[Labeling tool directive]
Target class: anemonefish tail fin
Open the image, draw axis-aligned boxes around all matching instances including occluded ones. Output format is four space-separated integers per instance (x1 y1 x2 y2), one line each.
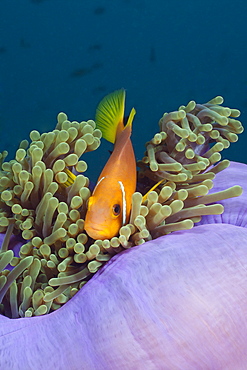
95 89 126 144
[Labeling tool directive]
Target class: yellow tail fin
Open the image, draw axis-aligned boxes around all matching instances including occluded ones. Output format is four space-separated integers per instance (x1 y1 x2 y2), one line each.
95 89 126 144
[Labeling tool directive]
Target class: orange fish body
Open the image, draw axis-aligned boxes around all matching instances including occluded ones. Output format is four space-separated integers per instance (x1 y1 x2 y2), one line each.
84 90 136 240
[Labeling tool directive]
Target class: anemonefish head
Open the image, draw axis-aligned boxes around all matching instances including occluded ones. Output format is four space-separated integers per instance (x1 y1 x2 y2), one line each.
84 176 127 240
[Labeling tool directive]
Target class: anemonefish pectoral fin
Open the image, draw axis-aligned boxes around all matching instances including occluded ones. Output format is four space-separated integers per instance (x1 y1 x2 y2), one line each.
142 179 166 202
95 89 135 144
59 167 76 188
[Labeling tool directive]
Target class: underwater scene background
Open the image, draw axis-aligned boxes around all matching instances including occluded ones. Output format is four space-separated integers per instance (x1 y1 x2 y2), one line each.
0 0 246 180
1 2 247 367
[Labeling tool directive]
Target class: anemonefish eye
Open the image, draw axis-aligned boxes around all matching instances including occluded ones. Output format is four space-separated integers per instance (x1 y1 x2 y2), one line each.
112 204 121 216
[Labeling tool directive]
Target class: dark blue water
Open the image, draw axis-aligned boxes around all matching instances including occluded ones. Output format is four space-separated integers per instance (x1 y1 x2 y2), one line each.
0 0 246 182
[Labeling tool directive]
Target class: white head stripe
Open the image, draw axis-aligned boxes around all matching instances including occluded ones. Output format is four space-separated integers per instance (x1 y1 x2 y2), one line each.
118 181 126 225
92 176 106 194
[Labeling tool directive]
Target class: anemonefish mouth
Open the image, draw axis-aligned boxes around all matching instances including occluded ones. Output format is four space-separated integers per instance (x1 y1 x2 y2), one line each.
85 224 110 240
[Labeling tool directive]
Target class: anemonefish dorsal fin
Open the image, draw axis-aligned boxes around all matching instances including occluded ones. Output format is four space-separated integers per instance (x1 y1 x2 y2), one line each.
95 89 126 144
125 107 136 130
142 179 166 202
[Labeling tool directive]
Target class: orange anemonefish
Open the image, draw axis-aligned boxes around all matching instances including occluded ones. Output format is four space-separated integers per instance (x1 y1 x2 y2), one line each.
84 89 137 240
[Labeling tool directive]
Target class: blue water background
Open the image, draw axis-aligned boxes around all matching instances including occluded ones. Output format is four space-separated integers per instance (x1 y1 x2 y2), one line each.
0 0 246 182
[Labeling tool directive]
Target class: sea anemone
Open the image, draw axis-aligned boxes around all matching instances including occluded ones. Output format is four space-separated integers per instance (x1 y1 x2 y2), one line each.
0 95 244 319
0 161 247 369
